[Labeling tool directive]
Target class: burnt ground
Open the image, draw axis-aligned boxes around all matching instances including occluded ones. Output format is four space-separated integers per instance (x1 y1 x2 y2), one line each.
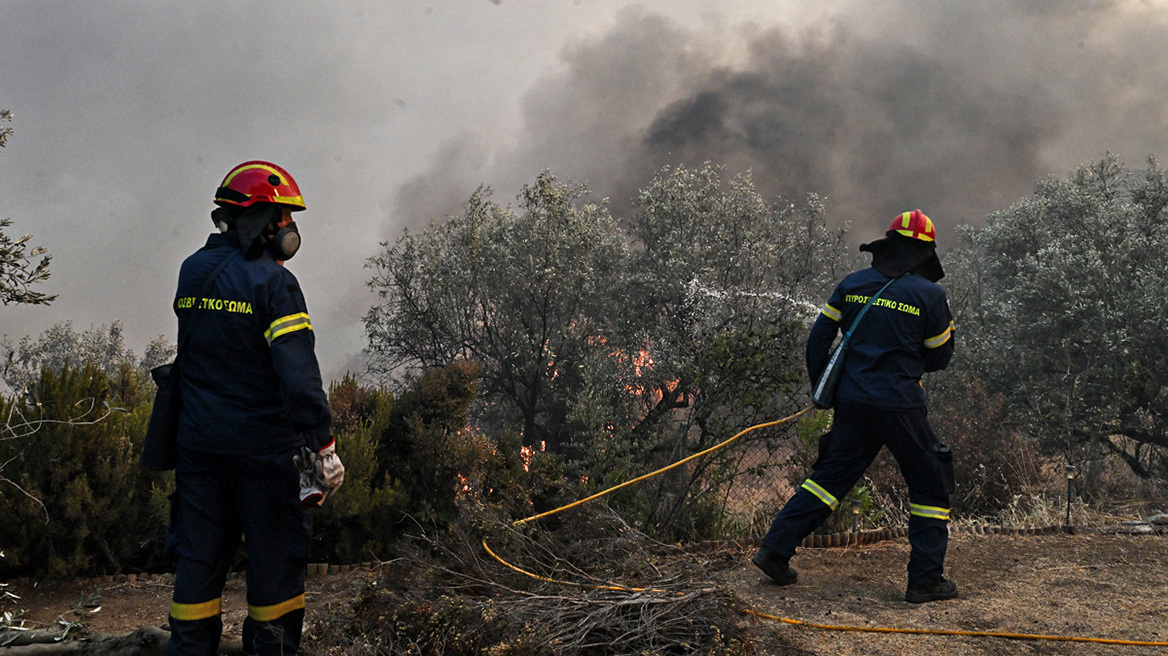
4 532 1168 655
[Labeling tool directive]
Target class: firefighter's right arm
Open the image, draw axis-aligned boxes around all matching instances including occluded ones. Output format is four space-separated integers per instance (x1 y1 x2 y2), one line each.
806 306 841 383
921 295 955 372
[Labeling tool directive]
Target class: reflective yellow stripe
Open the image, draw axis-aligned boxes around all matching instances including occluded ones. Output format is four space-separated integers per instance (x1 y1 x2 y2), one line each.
801 479 839 510
170 597 222 621
221 164 303 208
910 503 951 520
248 594 305 622
821 304 842 322
925 321 954 349
223 163 285 186
265 312 312 344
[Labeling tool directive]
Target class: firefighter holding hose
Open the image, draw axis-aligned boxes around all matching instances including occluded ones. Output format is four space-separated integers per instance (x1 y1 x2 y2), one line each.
753 210 957 604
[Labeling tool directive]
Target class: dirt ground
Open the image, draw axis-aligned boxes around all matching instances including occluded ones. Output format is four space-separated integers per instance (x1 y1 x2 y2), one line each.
736 531 1168 655
0 568 375 650
3 532 1167 655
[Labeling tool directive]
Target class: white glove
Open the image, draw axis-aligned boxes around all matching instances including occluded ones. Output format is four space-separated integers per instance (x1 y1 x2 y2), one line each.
294 440 345 508
295 459 325 508
313 441 345 489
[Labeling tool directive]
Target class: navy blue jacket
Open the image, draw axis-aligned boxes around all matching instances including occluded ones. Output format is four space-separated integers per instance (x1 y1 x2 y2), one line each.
173 233 332 454
807 267 954 408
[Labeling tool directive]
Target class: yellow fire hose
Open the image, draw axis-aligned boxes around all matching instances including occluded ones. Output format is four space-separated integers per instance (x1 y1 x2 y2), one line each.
513 407 813 527
482 407 1168 648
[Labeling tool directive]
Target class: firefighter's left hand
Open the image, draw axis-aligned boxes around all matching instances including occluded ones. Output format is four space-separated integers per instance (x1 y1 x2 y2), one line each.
313 440 345 490
294 440 345 508
295 459 325 508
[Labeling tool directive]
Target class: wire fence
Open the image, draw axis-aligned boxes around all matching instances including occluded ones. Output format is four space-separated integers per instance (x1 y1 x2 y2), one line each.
576 410 836 542
700 435 801 539
646 413 909 542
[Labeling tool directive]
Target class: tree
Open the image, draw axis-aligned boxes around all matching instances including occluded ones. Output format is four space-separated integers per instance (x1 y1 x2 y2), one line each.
956 153 1168 480
620 164 844 449
602 164 845 532
2 321 171 396
0 110 55 307
365 164 847 536
365 171 627 452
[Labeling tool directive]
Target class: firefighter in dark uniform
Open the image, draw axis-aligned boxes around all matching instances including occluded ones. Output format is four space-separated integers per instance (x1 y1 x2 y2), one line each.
166 161 344 655
753 210 958 604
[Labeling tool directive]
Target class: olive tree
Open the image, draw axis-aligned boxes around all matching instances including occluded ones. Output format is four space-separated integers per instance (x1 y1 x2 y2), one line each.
602 164 844 531
958 153 1168 480
365 164 846 536
366 165 844 449
620 164 844 445
0 110 54 307
365 171 627 452
3 321 172 394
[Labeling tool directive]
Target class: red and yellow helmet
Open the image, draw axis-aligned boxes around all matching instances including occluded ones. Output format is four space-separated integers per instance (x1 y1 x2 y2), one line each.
214 161 305 211
887 209 935 242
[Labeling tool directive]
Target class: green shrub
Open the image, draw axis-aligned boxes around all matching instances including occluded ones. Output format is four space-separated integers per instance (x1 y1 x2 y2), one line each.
311 363 564 562
376 360 482 529
0 363 168 577
311 374 397 564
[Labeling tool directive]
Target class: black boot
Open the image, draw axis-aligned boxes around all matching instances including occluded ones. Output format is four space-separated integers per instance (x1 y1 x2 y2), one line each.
752 546 798 585
905 577 958 603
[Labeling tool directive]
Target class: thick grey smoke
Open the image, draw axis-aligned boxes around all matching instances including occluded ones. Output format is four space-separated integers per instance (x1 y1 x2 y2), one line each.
396 1 1168 242
5 1 1168 380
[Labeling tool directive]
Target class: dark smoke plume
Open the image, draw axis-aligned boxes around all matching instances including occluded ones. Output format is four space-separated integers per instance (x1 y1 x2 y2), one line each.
395 1 1168 241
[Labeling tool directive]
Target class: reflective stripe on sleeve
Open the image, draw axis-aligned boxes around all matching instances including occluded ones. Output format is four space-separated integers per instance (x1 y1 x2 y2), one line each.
801 479 840 510
821 304 842 322
909 503 951 521
924 321 954 349
170 597 222 621
248 594 306 622
265 312 312 344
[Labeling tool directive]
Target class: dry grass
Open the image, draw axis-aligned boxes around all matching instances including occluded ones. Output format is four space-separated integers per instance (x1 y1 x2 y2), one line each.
7 492 1168 655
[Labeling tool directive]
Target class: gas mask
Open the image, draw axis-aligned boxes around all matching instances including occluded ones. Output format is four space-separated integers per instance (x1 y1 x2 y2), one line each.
265 221 301 261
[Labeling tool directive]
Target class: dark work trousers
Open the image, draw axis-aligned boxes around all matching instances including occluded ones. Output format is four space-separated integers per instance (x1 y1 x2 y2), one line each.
167 447 312 656
762 402 955 585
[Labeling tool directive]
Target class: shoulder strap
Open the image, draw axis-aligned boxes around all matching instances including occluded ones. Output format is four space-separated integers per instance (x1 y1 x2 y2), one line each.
842 275 898 340
175 251 234 359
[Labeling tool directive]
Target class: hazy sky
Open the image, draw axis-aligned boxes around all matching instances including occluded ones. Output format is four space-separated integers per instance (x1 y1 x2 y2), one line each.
4 0 1168 382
